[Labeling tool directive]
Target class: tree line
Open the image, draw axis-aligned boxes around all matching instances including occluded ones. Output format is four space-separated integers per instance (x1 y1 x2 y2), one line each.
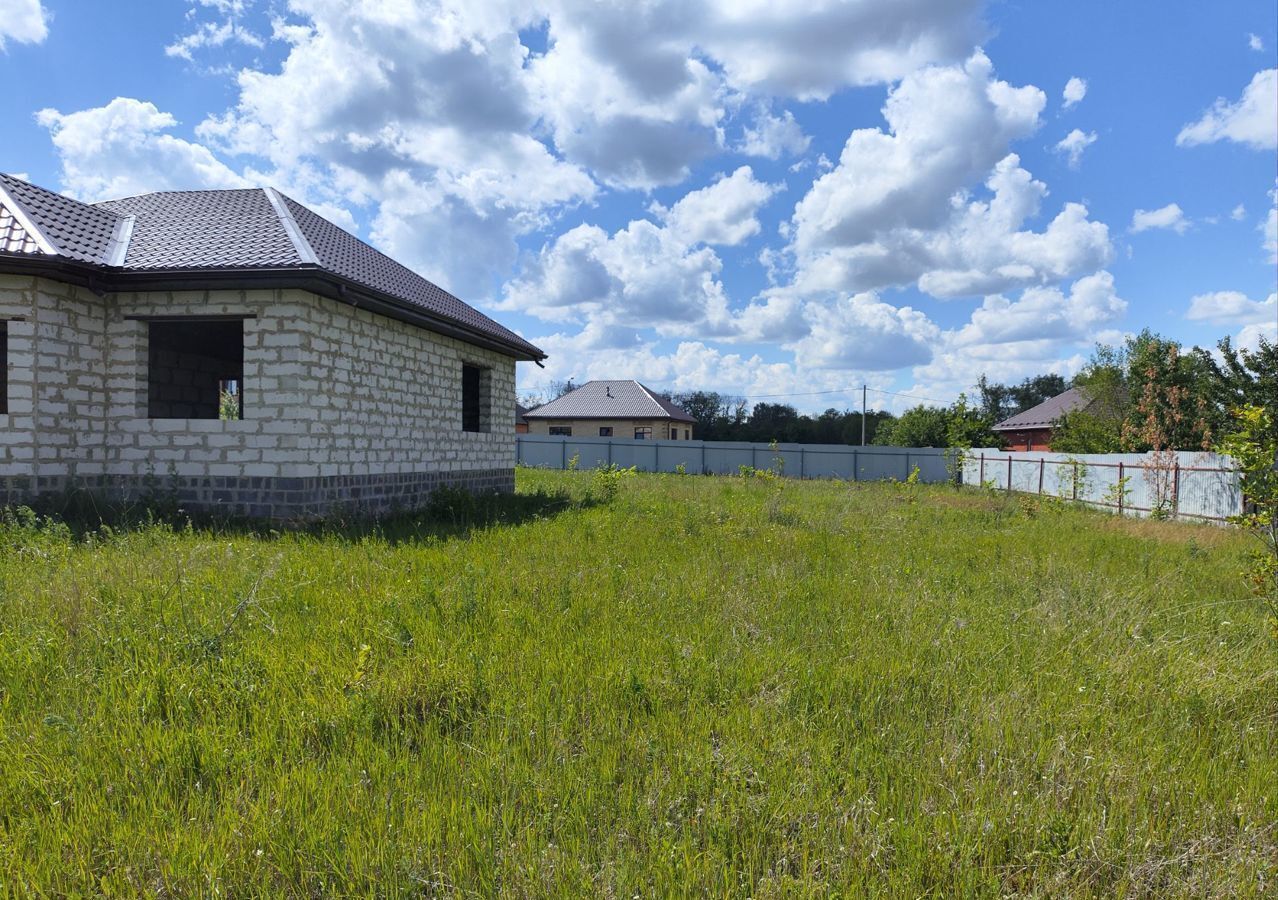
524 331 1275 451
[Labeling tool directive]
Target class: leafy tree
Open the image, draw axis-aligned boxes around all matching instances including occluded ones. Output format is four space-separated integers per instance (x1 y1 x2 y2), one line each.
1051 410 1123 453
1120 330 1217 452
1009 373 1069 414
946 393 999 448
1202 335 1278 443
874 405 951 447
747 402 802 443
670 390 748 441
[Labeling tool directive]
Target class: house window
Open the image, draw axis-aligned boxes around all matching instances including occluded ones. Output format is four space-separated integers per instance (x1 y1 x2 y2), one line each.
684 429 690 440
634 427 652 440
0 320 7 416
549 425 572 436
599 426 613 437
148 319 244 419
461 363 491 433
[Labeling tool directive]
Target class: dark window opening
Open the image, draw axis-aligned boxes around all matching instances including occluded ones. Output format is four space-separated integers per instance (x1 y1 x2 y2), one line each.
685 429 690 440
461 363 491 433
549 425 572 436
0 320 8 415
599 426 613 437
634 427 652 440
148 319 244 419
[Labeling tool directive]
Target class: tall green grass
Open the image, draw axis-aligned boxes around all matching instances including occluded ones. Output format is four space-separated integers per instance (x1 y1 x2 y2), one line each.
0 471 1273 896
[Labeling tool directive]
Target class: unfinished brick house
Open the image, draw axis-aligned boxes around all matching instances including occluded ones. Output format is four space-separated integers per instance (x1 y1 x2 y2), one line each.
0 173 545 518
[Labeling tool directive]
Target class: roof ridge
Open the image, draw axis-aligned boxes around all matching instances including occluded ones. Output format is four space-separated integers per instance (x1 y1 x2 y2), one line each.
264 188 319 265
634 381 669 416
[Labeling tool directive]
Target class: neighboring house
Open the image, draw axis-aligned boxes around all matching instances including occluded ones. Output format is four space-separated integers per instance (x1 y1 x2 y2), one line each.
515 403 530 434
0 173 544 519
522 380 695 440
992 387 1092 450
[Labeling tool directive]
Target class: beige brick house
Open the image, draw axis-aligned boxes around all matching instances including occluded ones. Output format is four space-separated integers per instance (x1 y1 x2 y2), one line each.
523 380 695 440
0 173 544 519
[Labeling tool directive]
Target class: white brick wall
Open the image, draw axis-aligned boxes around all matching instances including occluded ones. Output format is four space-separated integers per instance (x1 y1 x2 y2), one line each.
0 275 517 483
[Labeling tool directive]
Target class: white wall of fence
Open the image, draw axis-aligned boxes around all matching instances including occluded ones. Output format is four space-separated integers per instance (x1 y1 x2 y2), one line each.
962 449 1241 523
516 435 954 482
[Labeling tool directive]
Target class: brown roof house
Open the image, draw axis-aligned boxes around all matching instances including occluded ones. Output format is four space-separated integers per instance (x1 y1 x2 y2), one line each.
523 380 695 440
0 173 544 519
992 387 1093 451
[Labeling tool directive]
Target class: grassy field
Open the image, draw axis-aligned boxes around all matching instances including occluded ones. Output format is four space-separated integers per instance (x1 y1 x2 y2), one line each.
0 469 1274 896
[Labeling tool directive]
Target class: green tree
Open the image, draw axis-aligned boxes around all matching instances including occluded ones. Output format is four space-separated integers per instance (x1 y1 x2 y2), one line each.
1121 330 1218 452
875 405 951 447
1202 335 1278 443
945 393 998 448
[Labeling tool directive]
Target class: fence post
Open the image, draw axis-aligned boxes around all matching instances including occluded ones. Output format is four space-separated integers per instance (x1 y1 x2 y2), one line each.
1072 461 1078 502
853 449 860 482
752 446 759 471
799 447 805 479
1006 455 1013 492
1038 458 1045 495
1117 461 1125 515
979 453 985 485
904 451 911 480
1172 461 1180 520
607 440 612 466
701 442 706 475
561 439 567 469
516 437 522 465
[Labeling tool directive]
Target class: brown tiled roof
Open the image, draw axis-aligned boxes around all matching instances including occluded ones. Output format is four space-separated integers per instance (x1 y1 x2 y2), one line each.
524 380 696 422
992 387 1092 431
0 173 123 263
97 189 301 270
0 173 543 360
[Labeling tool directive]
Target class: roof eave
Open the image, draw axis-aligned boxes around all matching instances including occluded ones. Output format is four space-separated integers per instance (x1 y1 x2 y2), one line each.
0 253 546 362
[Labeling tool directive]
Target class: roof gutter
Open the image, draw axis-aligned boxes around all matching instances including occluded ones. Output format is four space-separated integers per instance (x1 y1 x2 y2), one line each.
0 253 546 362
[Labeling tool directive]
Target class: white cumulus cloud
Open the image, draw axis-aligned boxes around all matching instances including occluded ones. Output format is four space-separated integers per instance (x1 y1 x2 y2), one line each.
35 98 249 200
1186 290 1277 324
1130 203 1188 234
1062 76 1087 108
1177 68 1278 150
1248 33 1264 51
0 0 48 49
1054 128 1097 168
789 292 940 370
737 106 811 159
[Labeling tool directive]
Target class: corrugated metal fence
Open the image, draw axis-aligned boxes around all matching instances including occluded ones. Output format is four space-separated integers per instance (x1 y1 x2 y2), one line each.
961 449 1241 522
516 435 954 482
517 436 1245 524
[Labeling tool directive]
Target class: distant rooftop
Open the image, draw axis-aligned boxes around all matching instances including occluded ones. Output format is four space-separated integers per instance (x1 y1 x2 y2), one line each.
0 173 543 361
524 380 695 422
992 387 1092 431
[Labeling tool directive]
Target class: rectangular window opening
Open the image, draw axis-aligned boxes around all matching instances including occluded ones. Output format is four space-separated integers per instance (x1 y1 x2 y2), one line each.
598 426 613 437
549 425 572 436
461 363 492 433
148 319 244 420
634 426 652 440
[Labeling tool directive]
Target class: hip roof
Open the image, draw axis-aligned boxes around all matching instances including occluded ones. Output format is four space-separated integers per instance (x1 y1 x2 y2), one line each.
0 173 543 361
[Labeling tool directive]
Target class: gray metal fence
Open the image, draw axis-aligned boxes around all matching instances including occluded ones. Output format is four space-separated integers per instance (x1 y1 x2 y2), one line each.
961 449 1241 522
516 434 954 482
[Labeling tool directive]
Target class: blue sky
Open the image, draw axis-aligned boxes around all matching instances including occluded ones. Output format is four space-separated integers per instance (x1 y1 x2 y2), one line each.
2 0 1274 412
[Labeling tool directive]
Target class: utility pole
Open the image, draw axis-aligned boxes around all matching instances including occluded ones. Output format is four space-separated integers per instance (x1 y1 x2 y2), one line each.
861 384 867 446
